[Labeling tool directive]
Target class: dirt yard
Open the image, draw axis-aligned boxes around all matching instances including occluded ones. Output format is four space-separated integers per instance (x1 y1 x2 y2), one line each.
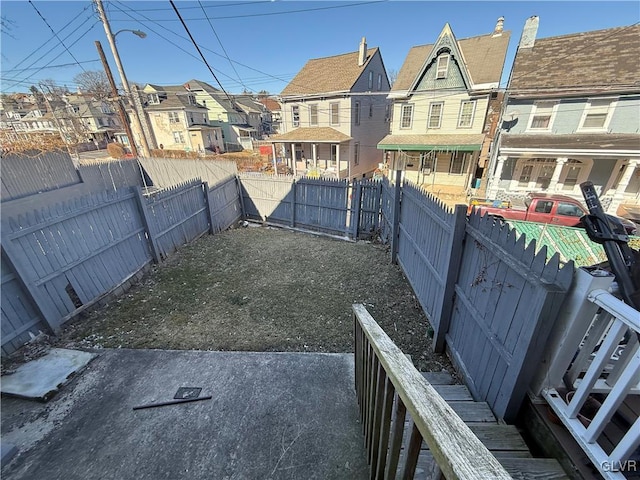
55 225 454 373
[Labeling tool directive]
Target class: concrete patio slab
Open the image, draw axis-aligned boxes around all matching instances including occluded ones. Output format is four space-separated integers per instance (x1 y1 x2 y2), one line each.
1 349 369 480
0 348 95 401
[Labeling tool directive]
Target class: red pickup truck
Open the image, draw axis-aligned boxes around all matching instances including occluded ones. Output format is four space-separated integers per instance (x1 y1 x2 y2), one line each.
471 193 637 235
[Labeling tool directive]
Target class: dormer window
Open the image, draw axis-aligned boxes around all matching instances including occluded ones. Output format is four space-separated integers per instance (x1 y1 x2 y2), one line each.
100 103 112 114
436 55 449 79
579 98 616 130
147 93 160 105
528 101 559 131
187 95 196 106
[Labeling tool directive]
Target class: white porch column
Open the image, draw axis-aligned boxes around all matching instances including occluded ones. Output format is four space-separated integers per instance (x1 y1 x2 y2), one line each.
335 143 341 179
271 143 277 176
290 142 297 176
312 143 317 169
608 159 639 214
487 155 507 199
548 157 568 191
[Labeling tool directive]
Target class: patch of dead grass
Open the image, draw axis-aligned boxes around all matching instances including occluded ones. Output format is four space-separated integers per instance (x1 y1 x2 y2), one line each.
57 226 454 373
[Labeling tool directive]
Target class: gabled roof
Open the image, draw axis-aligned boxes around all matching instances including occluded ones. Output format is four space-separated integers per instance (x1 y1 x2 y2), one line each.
509 24 640 95
281 47 381 96
184 79 221 94
259 98 281 112
233 95 264 114
393 29 511 92
142 84 208 111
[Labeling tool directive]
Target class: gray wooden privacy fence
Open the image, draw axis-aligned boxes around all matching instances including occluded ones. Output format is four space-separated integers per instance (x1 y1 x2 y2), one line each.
0 176 242 356
1 150 82 201
381 175 575 421
77 159 151 191
238 174 383 239
139 157 238 189
447 213 573 421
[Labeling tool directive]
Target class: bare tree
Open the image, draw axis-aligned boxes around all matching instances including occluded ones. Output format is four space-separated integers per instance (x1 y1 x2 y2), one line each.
73 70 110 99
387 69 398 87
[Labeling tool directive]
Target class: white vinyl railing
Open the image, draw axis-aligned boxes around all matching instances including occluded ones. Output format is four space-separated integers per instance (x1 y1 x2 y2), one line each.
543 289 640 479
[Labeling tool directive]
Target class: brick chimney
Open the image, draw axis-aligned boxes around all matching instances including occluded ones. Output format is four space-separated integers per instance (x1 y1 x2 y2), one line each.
358 37 367 66
493 16 504 36
520 16 539 49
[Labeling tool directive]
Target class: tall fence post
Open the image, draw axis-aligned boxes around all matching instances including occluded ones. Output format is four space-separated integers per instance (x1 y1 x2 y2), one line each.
433 204 467 353
351 181 362 240
291 179 296 227
235 175 246 221
134 186 161 263
0 244 61 333
202 181 215 235
390 170 402 264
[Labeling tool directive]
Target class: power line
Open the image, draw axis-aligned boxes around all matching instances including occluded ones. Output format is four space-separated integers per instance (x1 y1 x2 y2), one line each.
120 1 271 12
3 59 102 75
109 1 387 22
111 0 294 92
28 0 87 74
169 0 235 105
197 0 249 92
3 20 100 90
9 2 94 71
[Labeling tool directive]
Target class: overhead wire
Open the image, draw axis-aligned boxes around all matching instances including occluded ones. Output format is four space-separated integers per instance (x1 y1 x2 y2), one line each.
9 2 94 71
28 0 87 73
197 0 249 92
169 0 235 105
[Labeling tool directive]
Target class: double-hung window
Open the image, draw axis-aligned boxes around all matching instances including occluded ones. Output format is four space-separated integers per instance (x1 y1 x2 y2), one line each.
168 112 180 123
528 101 557 130
309 104 318 126
436 55 449 79
330 103 339 125
579 98 615 130
354 101 360 125
400 104 413 129
354 143 360 166
428 102 444 128
173 131 185 143
457 101 476 128
292 105 300 127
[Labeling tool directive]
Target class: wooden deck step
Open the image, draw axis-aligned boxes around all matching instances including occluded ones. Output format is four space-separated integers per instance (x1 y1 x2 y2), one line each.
412 452 570 479
421 371 456 385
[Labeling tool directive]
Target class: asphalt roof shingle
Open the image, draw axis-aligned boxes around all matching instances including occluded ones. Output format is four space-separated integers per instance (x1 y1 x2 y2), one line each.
392 31 511 91
281 48 381 96
509 24 640 92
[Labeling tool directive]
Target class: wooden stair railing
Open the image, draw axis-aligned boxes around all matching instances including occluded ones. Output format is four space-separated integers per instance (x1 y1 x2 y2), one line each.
353 303 512 480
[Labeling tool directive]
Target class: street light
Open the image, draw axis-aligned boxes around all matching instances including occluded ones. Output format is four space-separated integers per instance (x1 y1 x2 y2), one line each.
95 0 151 157
114 29 147 40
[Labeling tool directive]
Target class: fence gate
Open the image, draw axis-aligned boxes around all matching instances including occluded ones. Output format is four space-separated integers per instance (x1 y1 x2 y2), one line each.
446 213 574 421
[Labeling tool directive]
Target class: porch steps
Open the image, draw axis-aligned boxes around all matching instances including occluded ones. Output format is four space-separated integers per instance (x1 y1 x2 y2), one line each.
392 372 570 479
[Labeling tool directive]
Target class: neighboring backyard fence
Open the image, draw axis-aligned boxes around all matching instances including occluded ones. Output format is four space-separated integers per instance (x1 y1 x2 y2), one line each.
139 157 238 189
0 176 242 356
1 150 82 202
380 175 575 421
238 174 383 239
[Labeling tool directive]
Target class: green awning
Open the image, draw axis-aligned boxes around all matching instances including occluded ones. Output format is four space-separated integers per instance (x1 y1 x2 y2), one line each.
377 144 481 151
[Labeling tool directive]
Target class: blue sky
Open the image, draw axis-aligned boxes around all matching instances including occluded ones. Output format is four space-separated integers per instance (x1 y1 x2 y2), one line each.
1 1 639 95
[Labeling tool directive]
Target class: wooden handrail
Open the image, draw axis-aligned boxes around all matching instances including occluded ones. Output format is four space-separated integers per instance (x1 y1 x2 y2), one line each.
353 303 512 480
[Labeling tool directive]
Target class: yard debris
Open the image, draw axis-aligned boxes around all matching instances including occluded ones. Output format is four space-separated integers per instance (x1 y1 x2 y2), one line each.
132 395 212 411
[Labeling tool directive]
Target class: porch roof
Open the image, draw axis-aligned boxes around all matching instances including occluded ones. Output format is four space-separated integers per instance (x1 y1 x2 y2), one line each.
378 133 484 151
269 127 352 143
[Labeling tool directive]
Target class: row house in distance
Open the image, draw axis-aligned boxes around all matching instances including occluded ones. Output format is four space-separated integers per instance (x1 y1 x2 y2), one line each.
182 80 264 152
271 37 391 179
141 83 224 153
378 18 511 201
488 20 640 215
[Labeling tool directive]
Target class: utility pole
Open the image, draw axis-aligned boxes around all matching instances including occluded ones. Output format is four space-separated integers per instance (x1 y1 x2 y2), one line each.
94 0 151 157
95 40 139 158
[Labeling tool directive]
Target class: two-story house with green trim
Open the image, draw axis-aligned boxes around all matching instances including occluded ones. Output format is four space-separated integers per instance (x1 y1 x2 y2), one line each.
271 37 391 179
487 20 640 216
378 18 510 201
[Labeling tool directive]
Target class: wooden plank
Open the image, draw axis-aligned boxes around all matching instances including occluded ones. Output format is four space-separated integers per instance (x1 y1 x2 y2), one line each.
385 395 406 480
354 305 510 480
400 422 422 479
375 377 395 480
421 371 455 385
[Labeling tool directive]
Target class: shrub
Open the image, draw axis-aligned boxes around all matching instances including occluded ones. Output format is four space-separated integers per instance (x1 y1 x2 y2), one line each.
107 142 126 159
